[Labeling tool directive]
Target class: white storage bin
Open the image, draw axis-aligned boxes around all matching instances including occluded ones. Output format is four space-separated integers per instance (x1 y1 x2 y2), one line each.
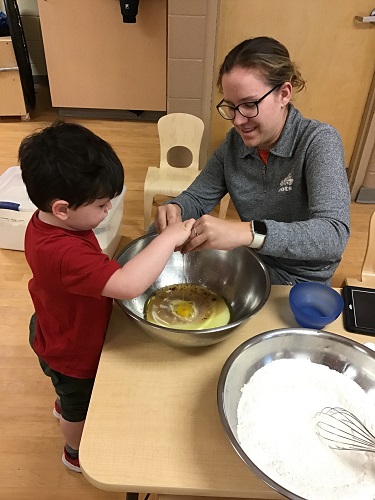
0 166 125 257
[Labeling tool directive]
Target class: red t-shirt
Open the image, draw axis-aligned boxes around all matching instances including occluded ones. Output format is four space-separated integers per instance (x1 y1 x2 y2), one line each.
25 212 121 378
257 148 270 165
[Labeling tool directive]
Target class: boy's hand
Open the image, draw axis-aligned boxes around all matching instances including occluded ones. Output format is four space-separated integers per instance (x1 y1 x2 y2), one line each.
163 218 195 248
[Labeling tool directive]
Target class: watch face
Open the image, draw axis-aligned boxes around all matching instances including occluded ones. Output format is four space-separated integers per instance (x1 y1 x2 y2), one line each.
253 220 267 235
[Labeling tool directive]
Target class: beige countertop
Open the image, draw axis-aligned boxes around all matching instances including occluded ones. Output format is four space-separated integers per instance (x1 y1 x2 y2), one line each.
79 286 371 499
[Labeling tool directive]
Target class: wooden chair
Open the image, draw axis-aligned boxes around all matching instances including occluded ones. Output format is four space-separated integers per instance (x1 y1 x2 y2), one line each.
143 113 230 230
346 211 375 287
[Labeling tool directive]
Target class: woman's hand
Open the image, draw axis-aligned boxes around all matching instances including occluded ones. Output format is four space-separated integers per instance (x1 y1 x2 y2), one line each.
180 215 253 253
155 204 182 233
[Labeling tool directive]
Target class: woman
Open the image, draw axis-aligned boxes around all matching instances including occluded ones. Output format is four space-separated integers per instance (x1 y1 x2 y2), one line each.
154 36 350 285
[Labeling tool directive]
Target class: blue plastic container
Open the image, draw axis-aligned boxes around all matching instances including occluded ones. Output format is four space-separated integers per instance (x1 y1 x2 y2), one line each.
289 282 344 329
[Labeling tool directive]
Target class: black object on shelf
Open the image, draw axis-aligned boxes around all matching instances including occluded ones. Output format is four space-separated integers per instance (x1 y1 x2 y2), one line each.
120 0 139 23
4 0 36 109
0 11 10 36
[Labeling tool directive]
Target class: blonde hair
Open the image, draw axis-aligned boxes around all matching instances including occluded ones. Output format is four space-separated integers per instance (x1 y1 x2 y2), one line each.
217 37 305 93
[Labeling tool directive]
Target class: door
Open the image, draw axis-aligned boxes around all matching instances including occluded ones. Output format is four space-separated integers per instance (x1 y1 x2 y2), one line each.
211 0 375 169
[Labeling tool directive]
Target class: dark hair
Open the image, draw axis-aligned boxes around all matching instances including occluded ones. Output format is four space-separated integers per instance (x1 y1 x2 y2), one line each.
217 36 306 93
19 121 124 212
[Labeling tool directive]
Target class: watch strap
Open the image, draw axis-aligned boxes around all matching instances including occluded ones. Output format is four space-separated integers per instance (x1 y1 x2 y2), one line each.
249 220 266 249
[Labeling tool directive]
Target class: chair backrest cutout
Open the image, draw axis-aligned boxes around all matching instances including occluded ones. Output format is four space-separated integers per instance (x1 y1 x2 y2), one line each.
157 113 204 170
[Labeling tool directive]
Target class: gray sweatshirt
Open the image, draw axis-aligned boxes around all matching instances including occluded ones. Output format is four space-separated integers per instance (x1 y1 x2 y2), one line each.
169 104 350 284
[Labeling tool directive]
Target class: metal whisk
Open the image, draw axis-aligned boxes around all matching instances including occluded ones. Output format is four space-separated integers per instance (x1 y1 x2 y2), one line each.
315 406 375 453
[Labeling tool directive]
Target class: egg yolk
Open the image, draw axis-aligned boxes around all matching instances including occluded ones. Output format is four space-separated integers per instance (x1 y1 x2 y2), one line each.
173 301 194 318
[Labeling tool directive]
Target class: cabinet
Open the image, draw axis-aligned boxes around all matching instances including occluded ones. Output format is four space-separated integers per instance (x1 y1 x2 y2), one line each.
0 37 29 119
37 0 167 112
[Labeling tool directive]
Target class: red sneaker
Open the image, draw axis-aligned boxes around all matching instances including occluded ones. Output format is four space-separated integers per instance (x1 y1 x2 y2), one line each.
62 446 81 473
52 399 61 419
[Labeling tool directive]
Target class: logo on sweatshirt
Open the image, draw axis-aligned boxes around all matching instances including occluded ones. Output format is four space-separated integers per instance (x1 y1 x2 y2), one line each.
278 173 294 192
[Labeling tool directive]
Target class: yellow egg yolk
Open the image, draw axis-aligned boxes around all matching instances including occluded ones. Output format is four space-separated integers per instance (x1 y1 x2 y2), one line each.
173 301 194 318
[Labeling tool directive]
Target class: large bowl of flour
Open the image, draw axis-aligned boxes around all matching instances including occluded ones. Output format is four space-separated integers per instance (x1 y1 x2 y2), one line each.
217 328 375 500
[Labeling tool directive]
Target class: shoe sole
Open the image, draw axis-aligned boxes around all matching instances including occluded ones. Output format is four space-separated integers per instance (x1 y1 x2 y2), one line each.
62 453 81 473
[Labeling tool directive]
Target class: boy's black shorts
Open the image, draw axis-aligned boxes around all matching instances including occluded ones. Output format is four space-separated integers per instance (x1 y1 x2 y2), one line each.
29 314 95 422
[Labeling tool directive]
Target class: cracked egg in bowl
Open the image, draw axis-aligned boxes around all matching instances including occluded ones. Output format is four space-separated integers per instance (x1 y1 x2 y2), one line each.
115 233 271 347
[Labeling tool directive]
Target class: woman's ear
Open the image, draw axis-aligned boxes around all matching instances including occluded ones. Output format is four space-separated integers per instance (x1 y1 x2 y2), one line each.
280 82 292 106
51 199 70 221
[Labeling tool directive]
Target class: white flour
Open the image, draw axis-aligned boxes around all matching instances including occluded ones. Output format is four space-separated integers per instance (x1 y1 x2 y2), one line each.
237 359 375 499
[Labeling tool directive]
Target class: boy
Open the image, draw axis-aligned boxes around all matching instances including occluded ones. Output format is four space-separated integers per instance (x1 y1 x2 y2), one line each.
19 121 194 473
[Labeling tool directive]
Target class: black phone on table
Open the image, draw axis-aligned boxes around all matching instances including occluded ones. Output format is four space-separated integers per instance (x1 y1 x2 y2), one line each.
342 285 375 336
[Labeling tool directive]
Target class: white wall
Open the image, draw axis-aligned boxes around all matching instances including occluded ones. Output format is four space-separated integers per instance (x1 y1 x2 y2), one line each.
0 0 46 76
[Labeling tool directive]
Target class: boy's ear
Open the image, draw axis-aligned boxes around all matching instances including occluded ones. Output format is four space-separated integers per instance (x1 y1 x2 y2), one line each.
51 200 70 221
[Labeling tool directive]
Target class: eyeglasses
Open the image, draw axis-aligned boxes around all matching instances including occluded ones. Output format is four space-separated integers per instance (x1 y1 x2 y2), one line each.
216 84 282 120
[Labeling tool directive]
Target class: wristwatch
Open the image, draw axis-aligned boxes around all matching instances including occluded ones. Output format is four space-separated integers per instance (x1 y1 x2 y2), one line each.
249 220 267 249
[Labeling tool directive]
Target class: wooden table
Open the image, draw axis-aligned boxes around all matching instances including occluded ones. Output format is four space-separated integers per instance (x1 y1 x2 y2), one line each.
79 286 372 499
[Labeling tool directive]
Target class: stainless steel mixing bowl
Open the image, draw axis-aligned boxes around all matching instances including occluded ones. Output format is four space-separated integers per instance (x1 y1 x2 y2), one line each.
115 233 271 347
217 328 375 499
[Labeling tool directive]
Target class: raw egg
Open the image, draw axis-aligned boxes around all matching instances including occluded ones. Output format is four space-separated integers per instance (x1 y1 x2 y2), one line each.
145 283 231 330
